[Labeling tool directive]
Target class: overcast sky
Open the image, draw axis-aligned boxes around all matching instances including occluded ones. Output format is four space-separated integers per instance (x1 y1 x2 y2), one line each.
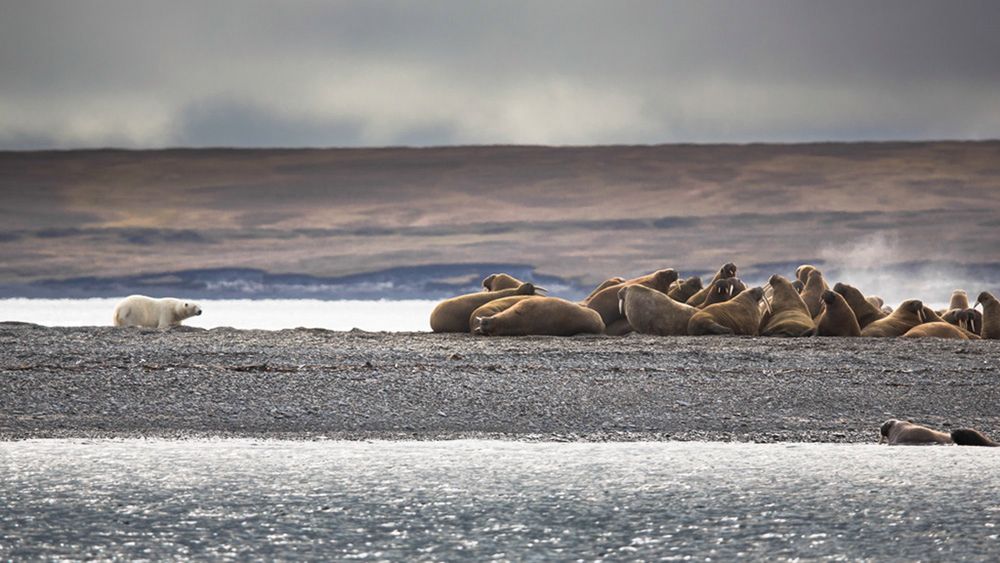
1 0 999 149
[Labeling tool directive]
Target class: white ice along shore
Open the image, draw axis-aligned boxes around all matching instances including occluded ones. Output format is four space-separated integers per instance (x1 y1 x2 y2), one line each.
0 299 439 332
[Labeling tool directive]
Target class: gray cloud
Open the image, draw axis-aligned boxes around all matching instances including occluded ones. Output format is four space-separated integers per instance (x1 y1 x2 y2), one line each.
1 0 999 148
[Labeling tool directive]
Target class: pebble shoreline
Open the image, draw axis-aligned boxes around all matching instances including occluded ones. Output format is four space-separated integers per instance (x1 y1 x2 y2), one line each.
2 322 999 443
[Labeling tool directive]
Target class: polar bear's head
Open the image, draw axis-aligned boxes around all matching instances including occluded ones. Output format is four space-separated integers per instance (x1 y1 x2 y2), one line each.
176 300 203 320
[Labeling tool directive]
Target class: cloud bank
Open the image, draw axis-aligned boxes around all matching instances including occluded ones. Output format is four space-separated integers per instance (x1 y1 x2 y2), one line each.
2 0 999 148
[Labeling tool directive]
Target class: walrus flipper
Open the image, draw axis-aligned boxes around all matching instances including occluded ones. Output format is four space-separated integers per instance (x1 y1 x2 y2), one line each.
950 428 1000 447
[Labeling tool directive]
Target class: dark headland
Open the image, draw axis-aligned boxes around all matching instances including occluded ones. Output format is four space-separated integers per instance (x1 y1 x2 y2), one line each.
3 322 998 443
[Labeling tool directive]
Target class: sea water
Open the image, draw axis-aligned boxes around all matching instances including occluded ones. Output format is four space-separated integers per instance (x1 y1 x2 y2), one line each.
3 440 999 560
0 298 438 331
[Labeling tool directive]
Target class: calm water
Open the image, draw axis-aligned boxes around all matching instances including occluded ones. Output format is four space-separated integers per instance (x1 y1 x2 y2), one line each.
3 440 999 560
0 298 437 331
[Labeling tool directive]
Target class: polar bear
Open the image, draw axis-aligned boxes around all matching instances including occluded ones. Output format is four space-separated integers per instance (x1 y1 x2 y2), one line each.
113 295 202 328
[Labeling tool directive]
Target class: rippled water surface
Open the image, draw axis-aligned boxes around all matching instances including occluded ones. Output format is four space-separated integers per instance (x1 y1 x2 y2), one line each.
3 440 999 560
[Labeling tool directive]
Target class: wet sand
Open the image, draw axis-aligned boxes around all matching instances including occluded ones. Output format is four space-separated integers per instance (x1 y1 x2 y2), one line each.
2 322 999 442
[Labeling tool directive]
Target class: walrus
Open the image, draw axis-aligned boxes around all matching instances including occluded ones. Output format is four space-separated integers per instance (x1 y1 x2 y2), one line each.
834 282 887 328
806 290 861 337
795 264 820 285
667 276 703 303
467 295 537 332
881 419 999 447
866 296 885 310
583 277 626 302
903 322 978 340
473 296 604 336
976 291 1000 339
860 299 926 337
481 273 526 291
603 318 634 336
113 295 202 328
431 282 538 332
880 419 953 445
949 289 970 311
585 269 679 326
619 284 697 336
699 278 739 309
686 263 737 307
688 286 765 336
799 269 828 319
759 275 814 337
942 307 983 335
791 279 805 293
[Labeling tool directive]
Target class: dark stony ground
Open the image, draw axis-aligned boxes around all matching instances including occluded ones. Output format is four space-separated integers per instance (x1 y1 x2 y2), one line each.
2 322 998 443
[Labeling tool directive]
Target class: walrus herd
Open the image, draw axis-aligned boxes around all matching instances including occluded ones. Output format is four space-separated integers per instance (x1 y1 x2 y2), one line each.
430 262 999 340
431 264 1000 446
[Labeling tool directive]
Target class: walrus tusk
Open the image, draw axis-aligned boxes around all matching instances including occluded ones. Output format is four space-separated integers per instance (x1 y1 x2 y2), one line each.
619 297 625 317
534 286 549 294
917 309 925 323
762 295 772 315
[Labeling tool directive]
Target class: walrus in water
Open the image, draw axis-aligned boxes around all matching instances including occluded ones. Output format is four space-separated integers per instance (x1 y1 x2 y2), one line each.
431 282 539 332
482 273 526 291
585 269 679 326
686 263 737 307
799 269 828 319
834 282 887 329
806 290 861 337
860 299 926 337
583 277 627 302
880 419 999 447
688 286 765 336
619 284 697 336
473 296 604 336
903 322 979 340
976 291 1000 339
759 275 814 337
667 276 703 303
467 295 536 332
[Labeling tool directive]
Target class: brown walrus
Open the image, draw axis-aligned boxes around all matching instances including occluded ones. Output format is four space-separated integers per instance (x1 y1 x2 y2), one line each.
807 289 861 337
791 279 805 293
583 277 627 302
686 263 737 307
473 296 604 336
467 295 536 332
866 295 885 310
881 419 999 447
699 278 739 309
688 286 765 336
942 307 983 336
880 419 953 445
949 289 971 311
430 283 538 332
481 273 526 291
603 318 634 336
759 274 814 337
585 269 679 326
860 299 926 337
977 291 1000 339
667 276 703 303
903 321 978 340
834 282 887 328
799 269 828 319
619 284 697 336
795 264 820 285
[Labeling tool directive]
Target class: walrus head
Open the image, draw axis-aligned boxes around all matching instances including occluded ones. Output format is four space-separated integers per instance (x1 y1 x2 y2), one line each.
682 276 703 291
792 279 805 293
957 308 981 334
651 269 680 291
898 299 925 322
879 419 899 443
977 291 997 309
473 315 494 335
795 264 818 284
720 263 737 279
515 282 542 296
820 289 837 305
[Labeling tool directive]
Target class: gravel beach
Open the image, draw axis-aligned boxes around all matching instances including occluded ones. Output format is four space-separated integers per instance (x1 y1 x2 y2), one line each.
2 322 999 443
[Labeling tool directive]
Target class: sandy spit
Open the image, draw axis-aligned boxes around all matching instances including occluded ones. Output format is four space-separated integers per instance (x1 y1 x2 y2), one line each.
2 322 998 442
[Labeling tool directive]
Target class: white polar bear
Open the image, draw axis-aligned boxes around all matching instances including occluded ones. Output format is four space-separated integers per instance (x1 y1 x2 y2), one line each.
113 295 203 328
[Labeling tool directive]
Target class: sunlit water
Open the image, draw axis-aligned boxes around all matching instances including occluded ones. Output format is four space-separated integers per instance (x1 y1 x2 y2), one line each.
3 440 999 560
0 298 437 331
